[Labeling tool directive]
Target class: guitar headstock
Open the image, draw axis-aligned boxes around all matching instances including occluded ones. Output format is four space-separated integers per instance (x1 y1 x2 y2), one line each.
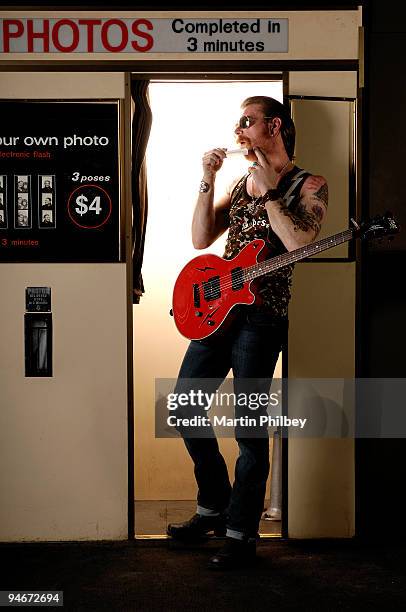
356 213 400 241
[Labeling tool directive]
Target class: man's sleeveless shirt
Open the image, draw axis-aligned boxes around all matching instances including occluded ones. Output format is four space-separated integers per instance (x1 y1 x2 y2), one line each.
223 167 309 319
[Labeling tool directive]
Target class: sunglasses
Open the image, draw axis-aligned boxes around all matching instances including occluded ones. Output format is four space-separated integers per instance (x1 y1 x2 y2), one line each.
237 115 274 129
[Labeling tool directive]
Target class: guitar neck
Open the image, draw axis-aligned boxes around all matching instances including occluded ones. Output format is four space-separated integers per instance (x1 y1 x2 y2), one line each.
245 228 354 281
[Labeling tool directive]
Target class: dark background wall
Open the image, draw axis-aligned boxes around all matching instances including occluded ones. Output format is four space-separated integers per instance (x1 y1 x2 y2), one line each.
356 1 406 538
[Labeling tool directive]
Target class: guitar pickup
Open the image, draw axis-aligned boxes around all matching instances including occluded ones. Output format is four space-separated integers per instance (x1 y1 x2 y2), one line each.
231 267 244 291
193 283 200 308
202 275 220 301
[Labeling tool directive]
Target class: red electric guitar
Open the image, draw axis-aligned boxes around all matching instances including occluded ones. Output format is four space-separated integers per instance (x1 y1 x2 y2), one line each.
172 214 399 341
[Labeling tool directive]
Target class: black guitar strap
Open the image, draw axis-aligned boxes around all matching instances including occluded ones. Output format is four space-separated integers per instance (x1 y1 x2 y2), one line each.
230 166 310 209
280 168 311 208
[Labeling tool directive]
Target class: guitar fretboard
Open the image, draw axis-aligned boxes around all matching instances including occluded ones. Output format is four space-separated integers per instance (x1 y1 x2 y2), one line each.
243 228 354 281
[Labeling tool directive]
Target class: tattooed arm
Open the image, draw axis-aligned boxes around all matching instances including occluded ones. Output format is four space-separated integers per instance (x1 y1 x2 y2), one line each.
264 175 328 252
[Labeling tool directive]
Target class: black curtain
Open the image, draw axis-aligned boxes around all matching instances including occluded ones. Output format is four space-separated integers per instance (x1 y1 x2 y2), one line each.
131 79 152 304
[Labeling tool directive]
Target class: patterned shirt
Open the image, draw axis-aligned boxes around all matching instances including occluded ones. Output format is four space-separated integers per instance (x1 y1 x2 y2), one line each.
223 166 309 319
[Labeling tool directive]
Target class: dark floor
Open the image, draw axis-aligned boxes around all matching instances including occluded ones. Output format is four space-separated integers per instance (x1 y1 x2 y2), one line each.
1 538 406 611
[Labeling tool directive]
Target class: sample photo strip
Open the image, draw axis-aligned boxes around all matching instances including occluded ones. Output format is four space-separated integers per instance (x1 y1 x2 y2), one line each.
0 176 8 228
38 175 56 228
14 175 31 229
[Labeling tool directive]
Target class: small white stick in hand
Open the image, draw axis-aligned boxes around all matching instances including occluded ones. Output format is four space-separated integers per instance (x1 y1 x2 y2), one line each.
225 147 249 157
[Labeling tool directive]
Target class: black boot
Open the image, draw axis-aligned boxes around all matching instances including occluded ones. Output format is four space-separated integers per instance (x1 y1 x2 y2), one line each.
208 536 257 569
167 513 227 542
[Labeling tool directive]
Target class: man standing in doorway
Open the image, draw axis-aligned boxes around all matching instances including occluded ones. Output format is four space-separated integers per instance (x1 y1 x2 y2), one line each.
167 96 328 569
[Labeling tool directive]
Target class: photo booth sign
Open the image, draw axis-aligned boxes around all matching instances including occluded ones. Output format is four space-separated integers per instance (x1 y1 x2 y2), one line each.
0 18 288 54
0 101 120 263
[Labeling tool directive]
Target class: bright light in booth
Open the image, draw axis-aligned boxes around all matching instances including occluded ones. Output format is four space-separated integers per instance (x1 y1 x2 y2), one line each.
134 82 284 506
143 82 283 297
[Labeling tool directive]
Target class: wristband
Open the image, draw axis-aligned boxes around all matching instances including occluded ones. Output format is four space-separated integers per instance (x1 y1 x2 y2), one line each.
262 188 280 204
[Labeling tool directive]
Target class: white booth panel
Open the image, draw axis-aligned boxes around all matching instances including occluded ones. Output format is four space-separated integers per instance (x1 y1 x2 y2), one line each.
0 264 128 541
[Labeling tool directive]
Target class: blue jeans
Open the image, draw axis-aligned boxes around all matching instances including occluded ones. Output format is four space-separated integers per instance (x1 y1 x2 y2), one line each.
174 306 287 538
